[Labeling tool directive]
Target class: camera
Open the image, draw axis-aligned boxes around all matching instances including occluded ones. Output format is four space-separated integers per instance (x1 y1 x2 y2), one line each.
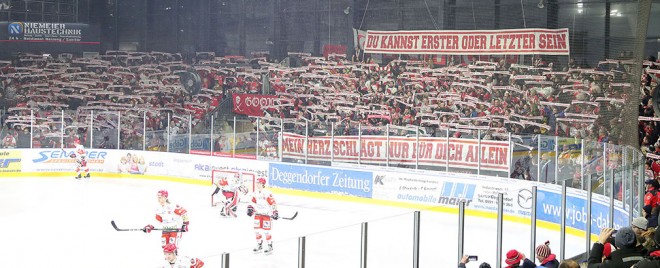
468 256 478 261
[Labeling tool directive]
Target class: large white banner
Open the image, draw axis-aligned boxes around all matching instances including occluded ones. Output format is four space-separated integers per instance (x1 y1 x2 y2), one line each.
364 28 570 55
282 132 509 171
22 149 269 182
372 170 533 217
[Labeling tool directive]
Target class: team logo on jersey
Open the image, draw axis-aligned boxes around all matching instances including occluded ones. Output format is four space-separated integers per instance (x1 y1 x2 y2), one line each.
437 182 476 206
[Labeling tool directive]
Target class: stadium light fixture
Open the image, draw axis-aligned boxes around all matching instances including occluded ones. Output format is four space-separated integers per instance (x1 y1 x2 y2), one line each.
537 0 544 9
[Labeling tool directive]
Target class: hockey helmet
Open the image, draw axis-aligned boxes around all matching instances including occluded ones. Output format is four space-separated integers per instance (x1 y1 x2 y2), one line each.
256 177 267 185
163 243 177 253
157 190 169 198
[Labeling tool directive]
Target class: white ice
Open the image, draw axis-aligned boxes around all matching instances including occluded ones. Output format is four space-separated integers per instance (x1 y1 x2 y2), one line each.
0 177 587 268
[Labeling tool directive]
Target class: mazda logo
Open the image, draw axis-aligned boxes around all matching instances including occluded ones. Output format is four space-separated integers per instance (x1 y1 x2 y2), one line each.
517 189 533 209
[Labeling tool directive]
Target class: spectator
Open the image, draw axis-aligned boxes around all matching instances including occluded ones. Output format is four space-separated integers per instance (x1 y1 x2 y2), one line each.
644 180 660 229
588 227 645 268
558 260 579 268
504 249 536 268
535 241 559 268
99 136 115 149
458 255 491 268
632 217 649 245
633 228 660 267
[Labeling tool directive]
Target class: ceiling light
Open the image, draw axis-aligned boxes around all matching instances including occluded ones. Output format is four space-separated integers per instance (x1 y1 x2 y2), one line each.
577 3 583 8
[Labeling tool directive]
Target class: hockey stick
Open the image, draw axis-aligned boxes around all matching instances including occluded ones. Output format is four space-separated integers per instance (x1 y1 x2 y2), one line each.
110 220 186 232
280 211 298 220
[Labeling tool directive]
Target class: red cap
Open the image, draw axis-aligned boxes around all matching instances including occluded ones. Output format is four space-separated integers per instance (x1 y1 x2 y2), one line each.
257 177 267 185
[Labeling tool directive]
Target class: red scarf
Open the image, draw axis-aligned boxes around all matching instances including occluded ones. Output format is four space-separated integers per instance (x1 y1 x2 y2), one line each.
541 254 557 265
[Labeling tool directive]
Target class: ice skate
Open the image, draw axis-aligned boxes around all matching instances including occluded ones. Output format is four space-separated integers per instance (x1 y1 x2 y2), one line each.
75 174 82 180
253 242 263 254
85 173 90 178
263 243 273 255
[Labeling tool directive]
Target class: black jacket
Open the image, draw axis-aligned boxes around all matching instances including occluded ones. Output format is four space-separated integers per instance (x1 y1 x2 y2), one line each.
635 260 660 268
588 242 645 268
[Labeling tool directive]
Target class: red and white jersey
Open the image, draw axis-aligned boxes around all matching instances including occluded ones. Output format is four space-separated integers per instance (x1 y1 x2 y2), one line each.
250 189 276 215
218 174 242 192
75 144 86 159
160 256 204 268
156 203 188 230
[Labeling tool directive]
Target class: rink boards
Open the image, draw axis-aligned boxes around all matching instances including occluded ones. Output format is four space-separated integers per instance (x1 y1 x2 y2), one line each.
0 148 630 238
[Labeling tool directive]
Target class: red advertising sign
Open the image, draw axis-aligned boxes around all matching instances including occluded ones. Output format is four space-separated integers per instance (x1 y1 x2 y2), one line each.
232 93 279 116
364 28 570 55
281 132 509 171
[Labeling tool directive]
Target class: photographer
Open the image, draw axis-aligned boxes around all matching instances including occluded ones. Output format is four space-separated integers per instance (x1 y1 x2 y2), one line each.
588 227 645 268
458 255 491 268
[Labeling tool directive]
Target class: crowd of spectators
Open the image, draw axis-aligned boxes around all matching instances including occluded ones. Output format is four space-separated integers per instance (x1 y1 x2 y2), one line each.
0 50 659 267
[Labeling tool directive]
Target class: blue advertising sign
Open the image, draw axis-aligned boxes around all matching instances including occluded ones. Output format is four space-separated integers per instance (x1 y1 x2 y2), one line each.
269 163 373 198
168 135 211 152
536 188 628 234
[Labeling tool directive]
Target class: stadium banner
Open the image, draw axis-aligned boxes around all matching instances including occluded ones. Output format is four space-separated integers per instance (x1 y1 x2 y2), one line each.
0 149 22 173
536 185 628 233
370 167 628 235
100 150 268 181
269 162 373 198
22 148 108 173
372 170 532 218
2 21 93 42
281 132 509 171
353 28 367 50
0 21 100 53
20 149 268 181
363 28 570 55
232 93 280 116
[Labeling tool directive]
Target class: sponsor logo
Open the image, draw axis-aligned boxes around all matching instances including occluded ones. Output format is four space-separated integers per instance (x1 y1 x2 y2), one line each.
0 2 11 11
438 182 476 206
234 94 279 113
8 22 22 35
0 151 9 156
374 175 385 185
32 150 107 163
517 189 533 209
0 158 20 168
148 161 164 167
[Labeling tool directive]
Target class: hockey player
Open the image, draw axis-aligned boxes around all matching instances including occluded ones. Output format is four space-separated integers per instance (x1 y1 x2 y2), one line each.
211 173 248 217
69 142 90 179
161 243 204 268
247 177 278 254
144 190 190 248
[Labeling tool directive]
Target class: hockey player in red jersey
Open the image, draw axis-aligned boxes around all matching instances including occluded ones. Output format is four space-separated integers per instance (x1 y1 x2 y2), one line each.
211 173 248 217
69 142 90 179
161 243 204 268
247 177 278 254
144 190 190 247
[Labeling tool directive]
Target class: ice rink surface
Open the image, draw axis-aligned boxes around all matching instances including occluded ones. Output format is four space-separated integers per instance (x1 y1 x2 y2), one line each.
0 177 587 267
